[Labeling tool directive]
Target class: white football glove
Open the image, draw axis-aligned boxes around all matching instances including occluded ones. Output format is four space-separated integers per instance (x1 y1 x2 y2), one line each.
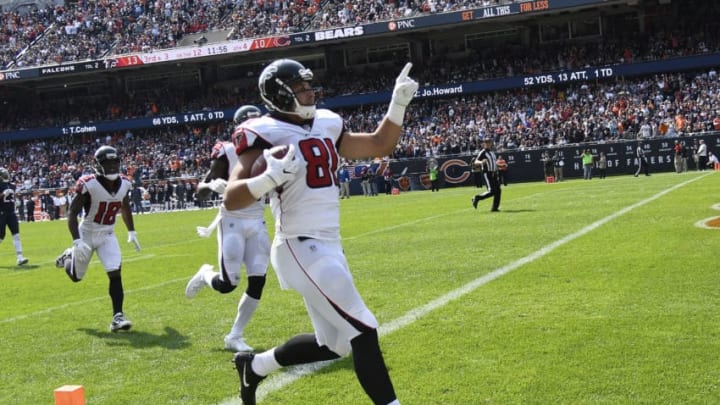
127 231 141 251
207 178 227 194
196 226 212 238
72 239 92 263
247 145 300 199
391 62 419 107
264 144 300 188
196 213 221 238
386 62 419 125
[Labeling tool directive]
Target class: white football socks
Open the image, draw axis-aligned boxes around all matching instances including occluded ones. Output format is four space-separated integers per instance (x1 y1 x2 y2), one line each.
252 348 281 377
229 293 259 337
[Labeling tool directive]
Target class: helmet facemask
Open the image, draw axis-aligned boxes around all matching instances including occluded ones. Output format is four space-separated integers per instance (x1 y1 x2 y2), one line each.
94 147 121 181
290 85 317 120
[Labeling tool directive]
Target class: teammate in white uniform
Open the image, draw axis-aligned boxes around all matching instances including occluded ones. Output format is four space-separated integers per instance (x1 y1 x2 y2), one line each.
185 105 269 353
55 146 141 332
223 59 418 405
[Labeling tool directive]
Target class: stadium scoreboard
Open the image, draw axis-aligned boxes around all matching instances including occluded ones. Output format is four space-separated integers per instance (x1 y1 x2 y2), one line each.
522 67 615 86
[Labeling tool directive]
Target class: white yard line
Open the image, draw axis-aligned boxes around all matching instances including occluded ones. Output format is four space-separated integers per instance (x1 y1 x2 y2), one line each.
0 263 185 324
220 173 710 405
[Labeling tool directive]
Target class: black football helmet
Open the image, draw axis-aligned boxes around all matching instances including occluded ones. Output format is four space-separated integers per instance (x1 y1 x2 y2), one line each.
0 167 9 182
94 145 121 180
258 59 315 119
233 105 262 125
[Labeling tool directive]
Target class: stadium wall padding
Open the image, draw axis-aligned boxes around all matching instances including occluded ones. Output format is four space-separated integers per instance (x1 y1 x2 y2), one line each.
349 134 720 194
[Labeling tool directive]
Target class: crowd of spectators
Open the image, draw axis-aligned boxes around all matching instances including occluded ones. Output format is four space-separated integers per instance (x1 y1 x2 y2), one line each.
2 67 720 198
0 5 53 69
340 68 720 158
1 0 720 199
2 4 719 130
0 0 533 70
223 0 315 41
13 0 713 71
0 122 223 192
2 0 234 68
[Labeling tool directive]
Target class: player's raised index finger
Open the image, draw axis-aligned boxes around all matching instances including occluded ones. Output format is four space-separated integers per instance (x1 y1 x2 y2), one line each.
397 62 412 80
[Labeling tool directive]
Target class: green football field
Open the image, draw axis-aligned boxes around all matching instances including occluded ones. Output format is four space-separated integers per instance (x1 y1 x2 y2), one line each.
1 171 719 404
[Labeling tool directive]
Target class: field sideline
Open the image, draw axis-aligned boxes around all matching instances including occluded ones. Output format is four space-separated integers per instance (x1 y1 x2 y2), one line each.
1 171 719 404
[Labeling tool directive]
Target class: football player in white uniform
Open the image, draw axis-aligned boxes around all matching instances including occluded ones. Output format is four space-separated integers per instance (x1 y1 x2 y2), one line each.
223 59 418 405
55 146 141 332
185 104 269 353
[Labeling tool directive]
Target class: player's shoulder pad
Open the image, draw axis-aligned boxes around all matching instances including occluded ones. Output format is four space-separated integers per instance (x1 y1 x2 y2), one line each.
77 174 96 184
75 174 95 193
314 108 345 141
235 116 278 155
314 108 342 122
211 141 230 159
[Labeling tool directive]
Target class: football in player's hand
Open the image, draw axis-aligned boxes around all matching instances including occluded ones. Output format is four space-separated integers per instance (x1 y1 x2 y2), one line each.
250 145 290 178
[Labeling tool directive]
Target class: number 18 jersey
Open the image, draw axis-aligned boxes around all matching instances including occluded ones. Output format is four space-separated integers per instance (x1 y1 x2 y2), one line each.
74 175 133 233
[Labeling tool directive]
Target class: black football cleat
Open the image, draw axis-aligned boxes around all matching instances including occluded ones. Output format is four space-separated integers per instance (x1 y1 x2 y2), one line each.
472 196 479 210
234 352 265 405
55 248 72 268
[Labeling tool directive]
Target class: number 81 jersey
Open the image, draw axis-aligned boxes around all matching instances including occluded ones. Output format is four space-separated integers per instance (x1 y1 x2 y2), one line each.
235 109 343 241
74 174 133 232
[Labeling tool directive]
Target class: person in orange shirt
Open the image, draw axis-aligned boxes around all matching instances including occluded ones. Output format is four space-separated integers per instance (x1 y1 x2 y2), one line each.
675 114 686 132
496 154 508 186
169 156 181 176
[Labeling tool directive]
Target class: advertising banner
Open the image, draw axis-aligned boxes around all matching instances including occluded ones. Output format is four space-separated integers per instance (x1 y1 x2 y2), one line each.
381 134 720 191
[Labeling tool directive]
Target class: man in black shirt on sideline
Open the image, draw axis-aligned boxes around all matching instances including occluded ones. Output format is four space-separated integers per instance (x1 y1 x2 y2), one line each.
0 168 29 265
634 141 650 177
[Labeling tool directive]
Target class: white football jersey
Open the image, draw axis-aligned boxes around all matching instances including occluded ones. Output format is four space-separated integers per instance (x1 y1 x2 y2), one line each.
74 174 133 233
211 141 264 219
236 109 344 240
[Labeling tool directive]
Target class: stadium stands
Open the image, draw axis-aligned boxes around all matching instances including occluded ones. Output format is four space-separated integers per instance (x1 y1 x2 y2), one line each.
0 0 719 205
